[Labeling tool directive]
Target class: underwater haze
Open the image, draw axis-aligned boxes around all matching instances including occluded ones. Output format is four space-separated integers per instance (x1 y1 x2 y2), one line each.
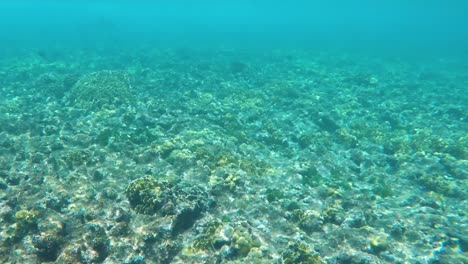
0 1 467 263
1 1 468 52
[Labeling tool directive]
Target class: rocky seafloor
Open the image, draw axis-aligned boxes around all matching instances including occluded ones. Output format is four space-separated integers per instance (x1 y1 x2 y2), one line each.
0 48 466 263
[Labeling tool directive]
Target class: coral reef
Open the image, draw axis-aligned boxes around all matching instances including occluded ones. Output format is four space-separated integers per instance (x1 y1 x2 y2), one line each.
278 241 324 264
67 70 134 110
126 176 214 234
0 48 466 263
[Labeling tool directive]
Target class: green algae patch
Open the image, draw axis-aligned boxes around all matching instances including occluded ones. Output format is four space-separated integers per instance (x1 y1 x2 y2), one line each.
68 70 135 110
3 209 41 244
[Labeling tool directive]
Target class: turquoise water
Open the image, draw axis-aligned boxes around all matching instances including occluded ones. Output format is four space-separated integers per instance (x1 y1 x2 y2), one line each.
0 2 467 263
